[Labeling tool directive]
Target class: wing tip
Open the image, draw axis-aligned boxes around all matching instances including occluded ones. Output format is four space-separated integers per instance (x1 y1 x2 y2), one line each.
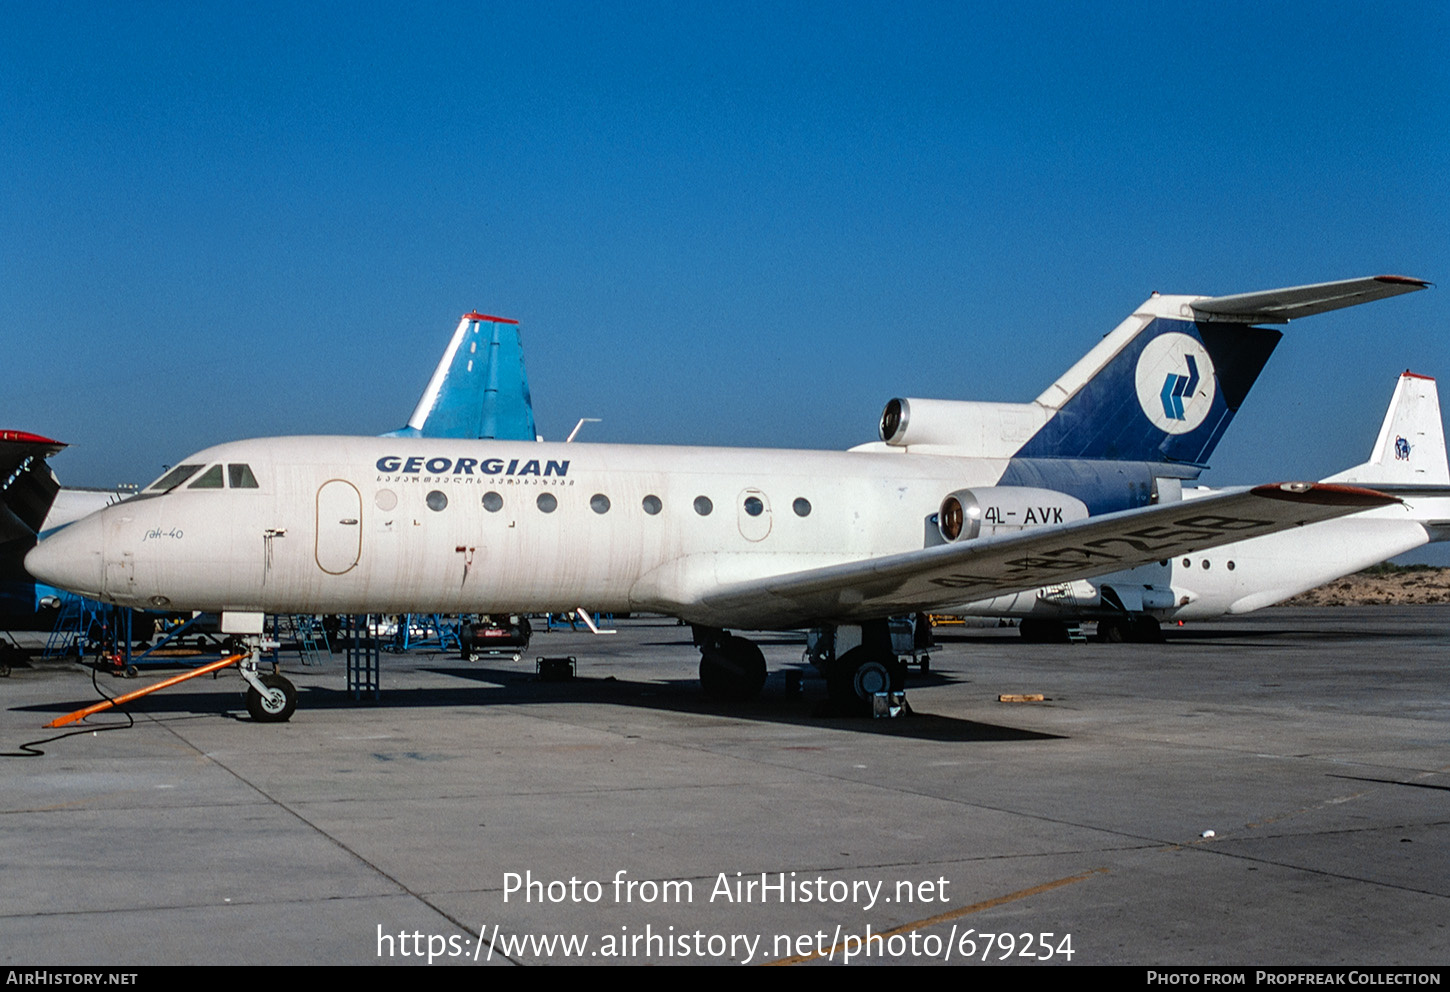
1374 275 1432 289
1251 481 1399 507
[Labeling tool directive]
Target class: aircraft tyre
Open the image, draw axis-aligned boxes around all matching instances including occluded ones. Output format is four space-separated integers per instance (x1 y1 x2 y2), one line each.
1132 616 1164 643
245 673 298 723
699 635 766 701
827 646 906 713
1019 619 1069 643
1097 619 1127 643
1098 616 1164 644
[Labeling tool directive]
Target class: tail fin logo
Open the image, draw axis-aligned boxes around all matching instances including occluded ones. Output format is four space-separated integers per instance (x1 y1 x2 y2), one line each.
1134 333 1216 435
1160 356 1200 421
1395 436 1411 461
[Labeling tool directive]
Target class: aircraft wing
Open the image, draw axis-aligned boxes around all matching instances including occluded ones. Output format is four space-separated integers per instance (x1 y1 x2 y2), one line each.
1191 275 1429 322
696 483 1396 628
0 431 65 543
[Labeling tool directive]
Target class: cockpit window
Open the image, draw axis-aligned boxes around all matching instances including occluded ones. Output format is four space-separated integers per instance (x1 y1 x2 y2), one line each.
145 464 204 493
187 465 225 489
228 464 259 489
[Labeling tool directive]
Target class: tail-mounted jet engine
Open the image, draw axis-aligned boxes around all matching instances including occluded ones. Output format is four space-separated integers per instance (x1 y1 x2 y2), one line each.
879 397 1051 457
937 487 1089 543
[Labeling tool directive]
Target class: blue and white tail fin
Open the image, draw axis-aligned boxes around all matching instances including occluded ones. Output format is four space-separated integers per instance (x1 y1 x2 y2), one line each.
386 312 538 441
1016 276 1429 466
872 276 1428 469
1326 372 1450 486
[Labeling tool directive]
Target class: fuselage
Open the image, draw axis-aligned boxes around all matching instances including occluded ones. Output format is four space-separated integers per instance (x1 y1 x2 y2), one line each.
24 435 1175 628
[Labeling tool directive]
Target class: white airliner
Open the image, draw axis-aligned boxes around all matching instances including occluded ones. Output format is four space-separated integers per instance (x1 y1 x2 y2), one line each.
958 371 1450 641
23 276 1427 720
2 310 538 636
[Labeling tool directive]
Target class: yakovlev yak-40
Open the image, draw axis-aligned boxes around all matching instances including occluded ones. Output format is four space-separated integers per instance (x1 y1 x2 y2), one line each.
25 276 1428 719
1 310 538 644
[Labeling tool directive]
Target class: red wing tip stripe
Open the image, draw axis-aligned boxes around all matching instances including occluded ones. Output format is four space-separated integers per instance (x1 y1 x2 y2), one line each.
1251 482 1399 506
0 430 63 445
1374 275 1432 288
463 312 520 324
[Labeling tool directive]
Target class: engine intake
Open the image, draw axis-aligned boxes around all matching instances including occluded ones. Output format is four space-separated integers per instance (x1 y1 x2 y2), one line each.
937 486 1089 543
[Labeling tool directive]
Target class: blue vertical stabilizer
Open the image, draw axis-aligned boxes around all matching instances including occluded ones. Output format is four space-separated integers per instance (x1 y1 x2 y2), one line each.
388 312 538 441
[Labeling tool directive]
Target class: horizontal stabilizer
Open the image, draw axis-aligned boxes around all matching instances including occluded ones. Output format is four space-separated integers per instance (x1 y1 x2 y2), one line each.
696 483 1396 627
1191 275 1429 323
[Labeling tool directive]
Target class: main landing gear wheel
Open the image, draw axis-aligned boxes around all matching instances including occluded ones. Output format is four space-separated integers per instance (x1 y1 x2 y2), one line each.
827 646 906 714
245 673 297 723
1095 616 1165 644
699 635 767 701
1019 619 1071 643
1131 616 1164 643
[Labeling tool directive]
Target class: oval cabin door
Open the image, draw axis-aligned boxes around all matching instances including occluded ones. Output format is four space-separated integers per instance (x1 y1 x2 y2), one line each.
315 480 362 574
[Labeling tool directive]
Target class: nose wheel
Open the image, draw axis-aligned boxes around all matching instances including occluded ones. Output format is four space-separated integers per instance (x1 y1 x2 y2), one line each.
235 634 297 723
245 672 298 723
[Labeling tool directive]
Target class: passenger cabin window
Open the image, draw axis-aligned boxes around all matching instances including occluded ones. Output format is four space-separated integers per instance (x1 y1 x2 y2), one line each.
187 465 225 489
642 495 662 515
228 464 259 488
537 493 558 513
694 496 713 516
145 464 203 493
590 494 611 514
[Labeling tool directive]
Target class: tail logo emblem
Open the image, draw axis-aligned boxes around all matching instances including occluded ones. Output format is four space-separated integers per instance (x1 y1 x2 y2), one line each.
1395 436 1411 460
1160 356 1200 421
1134 333 1216 435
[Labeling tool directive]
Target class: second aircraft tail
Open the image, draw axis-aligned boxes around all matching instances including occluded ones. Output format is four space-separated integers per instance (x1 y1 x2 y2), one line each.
388 312 538 441
1326 372 1450 486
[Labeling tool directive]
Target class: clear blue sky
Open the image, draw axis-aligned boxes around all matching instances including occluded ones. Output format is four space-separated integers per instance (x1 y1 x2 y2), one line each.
3 3 1446 529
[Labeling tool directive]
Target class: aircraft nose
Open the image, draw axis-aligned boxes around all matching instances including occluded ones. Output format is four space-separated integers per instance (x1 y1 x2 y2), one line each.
25 520 105 598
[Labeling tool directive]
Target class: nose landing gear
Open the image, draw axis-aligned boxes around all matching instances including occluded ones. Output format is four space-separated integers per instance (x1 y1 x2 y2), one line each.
236 636 297 723
244 671 298 722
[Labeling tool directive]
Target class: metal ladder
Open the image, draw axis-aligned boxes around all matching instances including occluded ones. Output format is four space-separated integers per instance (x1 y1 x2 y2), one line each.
345 614 381 701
